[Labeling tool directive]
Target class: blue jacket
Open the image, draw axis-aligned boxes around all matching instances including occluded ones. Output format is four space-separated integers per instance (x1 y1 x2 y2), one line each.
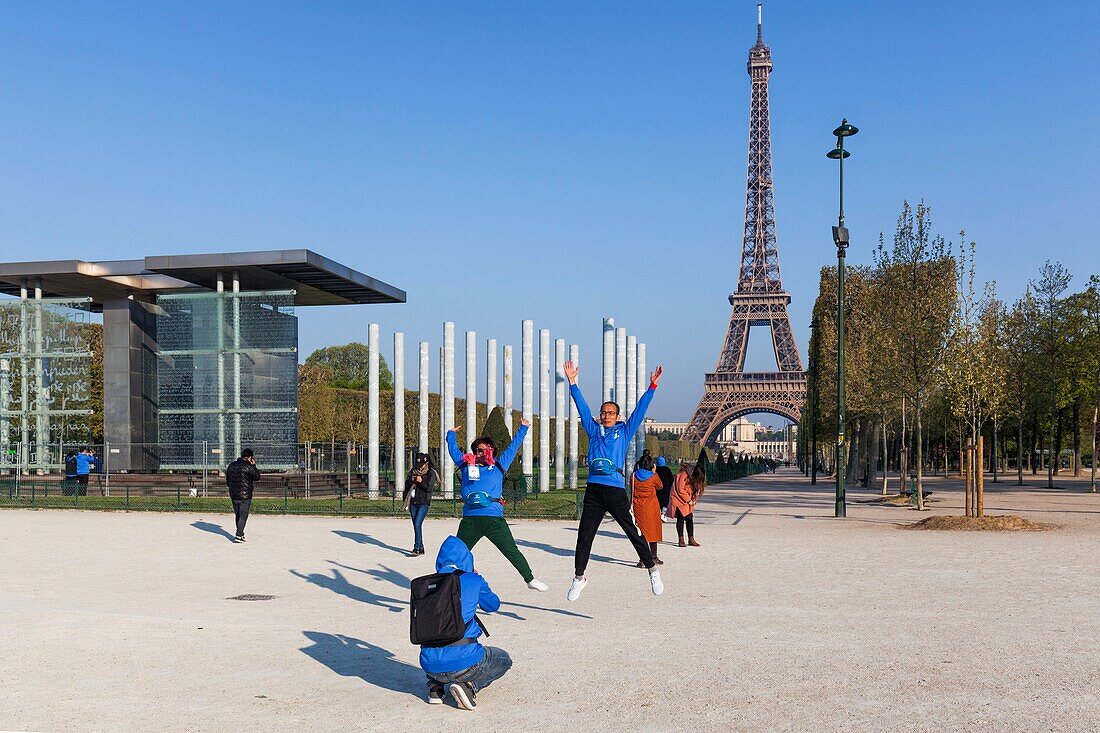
447 425 528 518
419 536 501 675
75 452 97 476
571 383 656 489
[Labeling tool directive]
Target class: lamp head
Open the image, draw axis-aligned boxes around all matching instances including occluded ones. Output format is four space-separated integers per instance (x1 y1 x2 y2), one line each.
826 147 850 160
833 119 859 138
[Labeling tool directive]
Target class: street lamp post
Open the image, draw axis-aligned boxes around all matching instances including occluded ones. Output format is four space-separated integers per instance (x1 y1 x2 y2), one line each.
827 118 858 518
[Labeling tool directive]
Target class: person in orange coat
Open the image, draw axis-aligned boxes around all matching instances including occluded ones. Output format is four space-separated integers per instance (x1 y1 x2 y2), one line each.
666 462 706 547
630 454 664 566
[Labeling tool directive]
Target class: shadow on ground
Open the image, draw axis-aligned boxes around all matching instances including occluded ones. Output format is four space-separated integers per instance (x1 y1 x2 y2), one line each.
333 530 409 555
290 568 405 612
191 520 236 542
299 632 423 699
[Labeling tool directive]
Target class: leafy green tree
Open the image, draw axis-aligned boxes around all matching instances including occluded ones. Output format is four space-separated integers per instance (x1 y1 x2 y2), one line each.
305 342 393 390
873 201 957 509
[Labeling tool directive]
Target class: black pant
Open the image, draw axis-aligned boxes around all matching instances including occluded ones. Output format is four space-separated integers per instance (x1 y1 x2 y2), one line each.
575 483 654 575
77 475 89 496
675 509 694 538
232 499 251 537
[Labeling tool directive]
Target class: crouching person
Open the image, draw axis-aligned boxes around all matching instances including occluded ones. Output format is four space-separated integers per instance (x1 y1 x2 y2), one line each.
411 536 512 710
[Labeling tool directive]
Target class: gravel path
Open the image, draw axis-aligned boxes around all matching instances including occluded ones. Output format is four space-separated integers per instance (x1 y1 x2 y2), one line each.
2 469 1098 732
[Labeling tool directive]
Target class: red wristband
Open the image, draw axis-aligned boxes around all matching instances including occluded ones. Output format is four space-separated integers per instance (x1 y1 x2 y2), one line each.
649 382 658 390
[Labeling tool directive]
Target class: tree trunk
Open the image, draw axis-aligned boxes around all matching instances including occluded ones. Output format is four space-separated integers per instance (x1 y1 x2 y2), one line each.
900 400 909 498
915 400 925 511
976 434 985 517
1054 408 1064 477
1091 404 1098 493
866 417 880 491
1030 413 1038 474
964 444 972 517
1017 410 1024 486
1072 401 1081 478
881 417 889 495
1047 413 1056 489
992 415 999 483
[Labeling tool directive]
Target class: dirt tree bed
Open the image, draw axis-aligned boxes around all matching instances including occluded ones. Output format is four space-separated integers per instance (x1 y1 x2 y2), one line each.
901 514 1060 531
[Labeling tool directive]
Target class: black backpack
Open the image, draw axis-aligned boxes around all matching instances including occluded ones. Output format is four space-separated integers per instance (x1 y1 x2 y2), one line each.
65 454 77 476
409 570 489 647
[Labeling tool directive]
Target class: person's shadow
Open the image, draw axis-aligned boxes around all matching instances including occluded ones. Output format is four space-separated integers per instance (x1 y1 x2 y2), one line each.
290 568 405 612
299 632 423 700
515 537 632 567
333 530 409 555
191 520 236 542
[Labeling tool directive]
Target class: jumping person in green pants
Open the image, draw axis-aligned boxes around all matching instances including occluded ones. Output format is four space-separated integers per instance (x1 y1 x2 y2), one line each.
447 420 549 592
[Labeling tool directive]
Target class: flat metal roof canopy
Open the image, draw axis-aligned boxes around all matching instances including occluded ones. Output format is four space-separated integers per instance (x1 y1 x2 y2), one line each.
0 249 405 309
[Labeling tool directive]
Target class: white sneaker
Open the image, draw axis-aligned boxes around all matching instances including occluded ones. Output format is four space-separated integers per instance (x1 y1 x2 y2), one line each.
649 569 664 596
566 576 588 602
527 578 549 592
660 515 673 523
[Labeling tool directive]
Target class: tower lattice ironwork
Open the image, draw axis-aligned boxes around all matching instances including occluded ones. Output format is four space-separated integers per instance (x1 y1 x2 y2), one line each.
683 9 807 446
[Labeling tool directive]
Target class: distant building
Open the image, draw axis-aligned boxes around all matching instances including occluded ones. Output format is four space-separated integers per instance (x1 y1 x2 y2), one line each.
644 417 796 459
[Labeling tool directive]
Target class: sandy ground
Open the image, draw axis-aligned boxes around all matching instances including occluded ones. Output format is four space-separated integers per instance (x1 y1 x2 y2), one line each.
2 468 1099 733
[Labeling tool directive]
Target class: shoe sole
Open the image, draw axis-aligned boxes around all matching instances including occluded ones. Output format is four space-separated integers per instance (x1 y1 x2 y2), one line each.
427 697 444 705
448 683 475 710
566 581 587 602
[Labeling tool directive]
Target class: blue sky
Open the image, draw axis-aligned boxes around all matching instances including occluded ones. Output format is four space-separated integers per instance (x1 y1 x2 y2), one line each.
2 1 1097 421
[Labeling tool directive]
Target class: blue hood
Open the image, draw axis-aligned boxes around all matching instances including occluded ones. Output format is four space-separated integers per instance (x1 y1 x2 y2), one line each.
634 468 654 481
656 456 667 467
435 536 474 574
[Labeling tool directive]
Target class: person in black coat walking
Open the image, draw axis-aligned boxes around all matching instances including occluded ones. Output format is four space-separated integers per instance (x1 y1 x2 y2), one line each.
655 456 675 521
226 448 261 542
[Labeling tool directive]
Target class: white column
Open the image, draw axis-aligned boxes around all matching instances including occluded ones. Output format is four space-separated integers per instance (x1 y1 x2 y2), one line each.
615 327 627 413
602 317 615 403
394 332 405 493
443 322 455 498
465 330 477 445
368 323 380 498
32 280 45 468
231 271 241 461
0 359 9 468
418 342 429 454
554 338 566 491
503 344 514 433
439 346 447 497
486 338 498 417
215 273 225 463
539 328 550 493
521 321 534 478
636 342 647 456
568 344 579 489
626 334 637 470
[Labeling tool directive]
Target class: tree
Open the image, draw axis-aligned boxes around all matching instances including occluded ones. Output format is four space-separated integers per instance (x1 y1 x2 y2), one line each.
305 342 393 391
1029 261 1073 488
873 201 957 509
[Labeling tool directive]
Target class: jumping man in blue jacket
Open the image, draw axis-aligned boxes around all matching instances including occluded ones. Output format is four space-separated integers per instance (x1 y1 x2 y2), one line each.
419 536 511 710
564 359 664 601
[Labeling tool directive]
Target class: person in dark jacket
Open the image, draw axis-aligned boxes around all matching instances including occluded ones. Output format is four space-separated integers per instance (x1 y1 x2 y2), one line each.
419 536 510 710
655 456 675 521
225 448 260 542
402 453 439 556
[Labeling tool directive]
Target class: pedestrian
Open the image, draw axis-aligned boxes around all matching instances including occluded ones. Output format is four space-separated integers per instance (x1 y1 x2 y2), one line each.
563 359 664 601
415 536 511 710
75 447 97 496
667 462 706 547
225 448 260 542
630 454 664 566
447 420 548 592
402 452 439 556
63 451 79 496
655 455 674 522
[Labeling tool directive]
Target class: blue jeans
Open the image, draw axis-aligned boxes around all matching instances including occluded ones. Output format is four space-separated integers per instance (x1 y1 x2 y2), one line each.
409 503 429 552
426 646 512 694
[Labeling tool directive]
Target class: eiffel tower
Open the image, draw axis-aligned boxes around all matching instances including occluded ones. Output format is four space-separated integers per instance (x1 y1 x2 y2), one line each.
683 6 806 446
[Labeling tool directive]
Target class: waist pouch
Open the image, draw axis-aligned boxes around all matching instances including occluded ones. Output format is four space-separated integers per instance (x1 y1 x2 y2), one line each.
590 458 623 476
464 491 505 508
